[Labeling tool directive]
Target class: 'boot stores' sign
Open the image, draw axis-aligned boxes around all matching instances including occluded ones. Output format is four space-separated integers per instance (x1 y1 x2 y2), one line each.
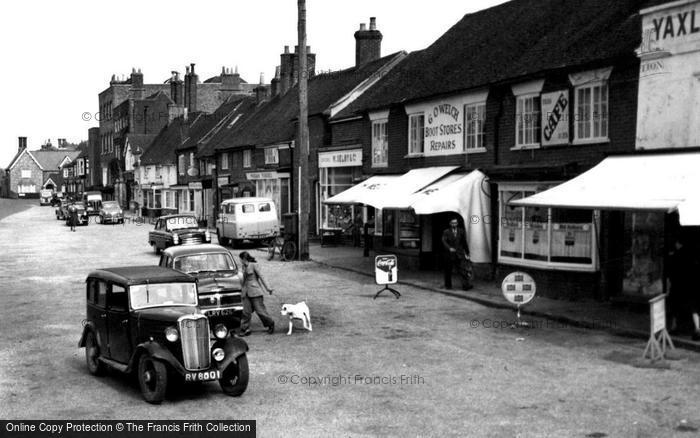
424 102 463 156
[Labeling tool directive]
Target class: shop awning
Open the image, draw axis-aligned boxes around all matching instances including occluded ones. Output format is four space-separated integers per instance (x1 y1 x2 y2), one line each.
511 152 700 225
324 166 458 209
323 175 400 205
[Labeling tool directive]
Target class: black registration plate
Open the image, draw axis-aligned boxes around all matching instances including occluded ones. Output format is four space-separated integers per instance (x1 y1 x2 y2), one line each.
184 370 221 382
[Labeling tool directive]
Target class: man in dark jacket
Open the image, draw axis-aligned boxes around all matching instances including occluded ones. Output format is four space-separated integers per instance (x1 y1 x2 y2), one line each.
68 203 78 232
442 217 473 290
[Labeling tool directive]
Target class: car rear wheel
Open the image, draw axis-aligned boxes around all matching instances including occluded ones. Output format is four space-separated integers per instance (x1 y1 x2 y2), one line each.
219 354 249 396
138 354 168 404
85 331 105 376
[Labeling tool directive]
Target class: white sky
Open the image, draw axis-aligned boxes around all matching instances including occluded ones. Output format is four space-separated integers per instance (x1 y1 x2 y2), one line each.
0 0 507 168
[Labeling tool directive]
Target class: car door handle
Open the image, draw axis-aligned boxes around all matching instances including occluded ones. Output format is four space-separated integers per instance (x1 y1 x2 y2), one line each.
100 313 107 319
120 319 128 327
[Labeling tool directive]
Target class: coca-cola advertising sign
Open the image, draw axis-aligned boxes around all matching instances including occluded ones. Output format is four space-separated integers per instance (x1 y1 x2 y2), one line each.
375 255 398 285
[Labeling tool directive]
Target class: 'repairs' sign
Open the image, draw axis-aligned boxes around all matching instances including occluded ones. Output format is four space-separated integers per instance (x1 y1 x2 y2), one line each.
541 91 569 146
424 101 463 156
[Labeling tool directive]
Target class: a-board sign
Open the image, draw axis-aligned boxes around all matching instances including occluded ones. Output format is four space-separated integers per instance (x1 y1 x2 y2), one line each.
501 272 536 306
375 255 398 285
651 294 666 334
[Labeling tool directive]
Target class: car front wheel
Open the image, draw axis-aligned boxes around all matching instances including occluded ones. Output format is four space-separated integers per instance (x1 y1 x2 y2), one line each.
219 354 249 396
85 331 105 376
138 354 168 404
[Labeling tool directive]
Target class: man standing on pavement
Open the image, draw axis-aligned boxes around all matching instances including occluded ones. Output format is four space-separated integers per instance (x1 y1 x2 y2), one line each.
442 217 473 291
68 203 78 232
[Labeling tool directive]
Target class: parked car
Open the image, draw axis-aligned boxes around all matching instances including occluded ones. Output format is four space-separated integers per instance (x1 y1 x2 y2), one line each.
39 189 53 206
55 200 70 220
83 191 103 216
216 197 280 248
159 244 243 330
49 194 62 207
98 200 124 224
65 202 89 226
78 266 249 404
148 214 211 254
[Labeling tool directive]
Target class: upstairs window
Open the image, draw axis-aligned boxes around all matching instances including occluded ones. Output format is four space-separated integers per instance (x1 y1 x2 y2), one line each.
371 120 388 167
464 103 486 151
221 152 229 170
178 154 186 175
264 147 279 165
570 68 611 144
512 80 544 149
408 114 424 155
243 150 252 168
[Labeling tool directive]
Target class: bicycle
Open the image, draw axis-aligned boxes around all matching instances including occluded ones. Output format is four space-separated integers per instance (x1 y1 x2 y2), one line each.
267 234 297 261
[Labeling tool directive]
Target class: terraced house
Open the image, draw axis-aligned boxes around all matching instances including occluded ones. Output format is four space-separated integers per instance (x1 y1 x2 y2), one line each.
324 0 648 300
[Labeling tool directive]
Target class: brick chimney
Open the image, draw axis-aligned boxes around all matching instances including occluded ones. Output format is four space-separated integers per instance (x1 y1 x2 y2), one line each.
254 73 268 104
354 17 382 67
170 71 183 105
221 66 243 92
279 45 315 95
184 63 198 113
18 137 27 153
130 68 145 99
271 66 281 97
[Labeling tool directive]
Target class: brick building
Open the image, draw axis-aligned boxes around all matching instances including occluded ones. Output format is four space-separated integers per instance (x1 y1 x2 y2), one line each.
325 0 646 300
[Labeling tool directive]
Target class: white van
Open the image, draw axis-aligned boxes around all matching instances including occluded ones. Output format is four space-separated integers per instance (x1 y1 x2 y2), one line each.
216 197 280 247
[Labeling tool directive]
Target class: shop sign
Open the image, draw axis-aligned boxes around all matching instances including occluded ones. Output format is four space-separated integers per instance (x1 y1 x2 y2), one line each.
217 176 230 186
375 255 398 285
318 149 362 168
188 182 202 190
541 91 569 146
424 100 464 156
642 4 700 54
246 171 289 180
643 294 676 361
501 272 536 306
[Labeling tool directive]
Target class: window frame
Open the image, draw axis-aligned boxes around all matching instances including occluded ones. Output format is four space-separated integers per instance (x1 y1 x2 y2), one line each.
514 93 542 149
573 81 609 144
407 113 425 156
243 149 252 169
264 147 279 165
497 183 599 272
464 102 487 153
220 152 229 170
371 119 389 167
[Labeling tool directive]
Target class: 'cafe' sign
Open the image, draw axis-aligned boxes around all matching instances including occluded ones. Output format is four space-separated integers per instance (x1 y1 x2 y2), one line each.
541 90 569 146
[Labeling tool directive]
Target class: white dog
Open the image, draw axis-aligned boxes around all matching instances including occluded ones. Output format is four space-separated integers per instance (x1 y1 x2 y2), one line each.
280 302 312 335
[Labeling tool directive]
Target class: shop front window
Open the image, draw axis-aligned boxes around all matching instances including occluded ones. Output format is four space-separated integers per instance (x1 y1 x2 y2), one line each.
398 210 419 249
254 178 285 219
499 186 596 270
622 212 664 296
320 166 362 230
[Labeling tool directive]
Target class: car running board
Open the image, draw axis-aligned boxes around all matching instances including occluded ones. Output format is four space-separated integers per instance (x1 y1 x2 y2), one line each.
99 357 129 373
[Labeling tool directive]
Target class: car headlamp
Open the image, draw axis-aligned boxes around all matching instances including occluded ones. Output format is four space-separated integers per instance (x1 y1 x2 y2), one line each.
212 348 225 362
205 230 211 242
214 324 228 339
165 326 179 342
173 234 180 244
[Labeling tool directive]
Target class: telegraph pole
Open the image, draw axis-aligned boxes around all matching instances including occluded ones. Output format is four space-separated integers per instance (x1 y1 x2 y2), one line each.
297 0 310 260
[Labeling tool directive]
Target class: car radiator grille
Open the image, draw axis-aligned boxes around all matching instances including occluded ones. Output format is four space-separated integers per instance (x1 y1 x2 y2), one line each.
178 315 211 371
180 236 204 245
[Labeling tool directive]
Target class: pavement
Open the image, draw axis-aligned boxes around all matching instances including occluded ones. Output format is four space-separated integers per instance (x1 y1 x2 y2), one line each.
308 243 700 353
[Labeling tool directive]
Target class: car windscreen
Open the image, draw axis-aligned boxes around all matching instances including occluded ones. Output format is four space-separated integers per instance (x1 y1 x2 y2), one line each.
129 282 198 309
166 216 198 231
174 253 236 274
103 201 119 209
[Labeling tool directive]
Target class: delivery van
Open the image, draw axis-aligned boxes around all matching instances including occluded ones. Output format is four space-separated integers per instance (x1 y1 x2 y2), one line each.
216 197 280 247
82 191 103 216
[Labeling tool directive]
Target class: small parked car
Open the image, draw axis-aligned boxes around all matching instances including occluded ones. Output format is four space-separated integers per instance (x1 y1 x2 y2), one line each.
78 266 250 404
55 200 70 220
98 201 124 224
39 189 53 206
159 244 243 329
148 214 211 254
216 197 280 248
65 202 89 226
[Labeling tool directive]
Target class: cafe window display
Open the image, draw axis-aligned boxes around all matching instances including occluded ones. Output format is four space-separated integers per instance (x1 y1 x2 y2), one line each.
499 185 596 270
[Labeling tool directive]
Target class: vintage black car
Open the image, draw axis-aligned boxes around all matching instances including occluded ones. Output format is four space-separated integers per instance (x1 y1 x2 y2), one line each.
159 244 243 330
78 266 249 404
98 200 124 224
65 202 89 226
148 214 211 254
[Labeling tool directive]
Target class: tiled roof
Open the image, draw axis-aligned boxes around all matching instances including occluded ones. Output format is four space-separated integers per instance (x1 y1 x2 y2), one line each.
335 0 645 118
139 120 188 166
213 52 404 150
196 96 259 158
32 150 81 171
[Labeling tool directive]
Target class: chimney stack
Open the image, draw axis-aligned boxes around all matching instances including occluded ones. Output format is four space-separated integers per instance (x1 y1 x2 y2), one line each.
184 63 198 113
254 73 268 104
130 67 145 99
278 45 315 95
170 71 183 104
355 17 383 67
18 137 27 153
221 65 242 92
271 66 281 97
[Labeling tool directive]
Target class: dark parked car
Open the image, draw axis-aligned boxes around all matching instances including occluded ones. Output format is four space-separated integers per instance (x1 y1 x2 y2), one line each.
65 202 89 226
159 244 243 330
98 200 124 224
78 266 249 404
148 214 211 254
